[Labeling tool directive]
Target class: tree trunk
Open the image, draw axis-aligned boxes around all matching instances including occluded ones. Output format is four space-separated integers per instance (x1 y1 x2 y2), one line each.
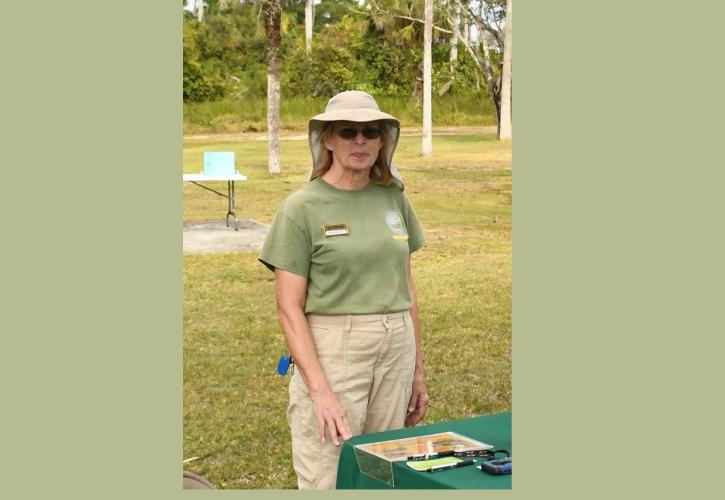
265 0 282 174
479 28 500 133
422 0 433 157
196 0 204 23
450 4 460 66
449 1 499 131
499 0 512 140
305 0 314 55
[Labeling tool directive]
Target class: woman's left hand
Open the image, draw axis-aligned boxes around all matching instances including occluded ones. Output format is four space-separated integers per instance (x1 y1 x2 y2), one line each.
404 373 429 427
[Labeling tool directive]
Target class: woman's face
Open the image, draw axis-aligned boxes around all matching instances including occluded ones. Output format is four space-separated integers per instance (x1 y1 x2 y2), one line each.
323 121 384 173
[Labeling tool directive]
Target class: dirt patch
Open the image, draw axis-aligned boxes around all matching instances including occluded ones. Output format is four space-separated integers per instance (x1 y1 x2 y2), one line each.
183 219 269 254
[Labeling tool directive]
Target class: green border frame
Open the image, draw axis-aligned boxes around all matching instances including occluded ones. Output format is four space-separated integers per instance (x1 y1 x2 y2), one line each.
7 1 722 499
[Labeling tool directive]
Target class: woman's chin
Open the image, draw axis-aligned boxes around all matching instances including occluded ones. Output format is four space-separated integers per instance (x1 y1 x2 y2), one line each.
344 162 374 172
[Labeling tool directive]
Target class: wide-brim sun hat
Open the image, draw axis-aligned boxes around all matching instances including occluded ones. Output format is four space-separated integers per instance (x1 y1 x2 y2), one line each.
308 90 405 189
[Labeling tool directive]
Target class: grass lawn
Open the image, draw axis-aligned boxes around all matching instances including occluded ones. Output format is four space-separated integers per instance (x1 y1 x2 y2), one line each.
183 129 512 488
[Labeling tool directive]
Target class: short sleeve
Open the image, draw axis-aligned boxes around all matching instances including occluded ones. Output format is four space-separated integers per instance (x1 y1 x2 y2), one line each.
258 208 311 277
402 195 426 254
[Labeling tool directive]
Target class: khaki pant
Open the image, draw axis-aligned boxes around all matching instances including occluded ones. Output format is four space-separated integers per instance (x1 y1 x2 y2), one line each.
287 311 416 489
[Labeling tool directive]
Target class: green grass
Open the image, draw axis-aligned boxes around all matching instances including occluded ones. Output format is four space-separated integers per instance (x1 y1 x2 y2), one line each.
183 130 511 488
184 95 498 134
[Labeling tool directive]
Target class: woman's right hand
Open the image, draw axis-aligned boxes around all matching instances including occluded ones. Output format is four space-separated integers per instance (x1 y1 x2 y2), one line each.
274 269 352 445
310 387 352 446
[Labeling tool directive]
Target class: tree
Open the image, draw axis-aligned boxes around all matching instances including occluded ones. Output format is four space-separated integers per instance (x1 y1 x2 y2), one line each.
450 2 460 66
197 0 205 22
422 0 433 157
181 0 503 129
498 0 512 140
305 0 314 54
264 0 282 174
442 0 507 133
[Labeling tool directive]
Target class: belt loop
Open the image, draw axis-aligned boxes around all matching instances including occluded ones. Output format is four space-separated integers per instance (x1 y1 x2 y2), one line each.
345 315 352 334
382 315 390 331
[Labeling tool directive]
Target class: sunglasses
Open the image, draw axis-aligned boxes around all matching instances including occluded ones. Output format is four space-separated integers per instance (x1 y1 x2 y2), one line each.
335 126 383 140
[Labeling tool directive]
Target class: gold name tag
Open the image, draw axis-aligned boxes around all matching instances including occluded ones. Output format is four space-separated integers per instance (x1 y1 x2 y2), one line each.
323 224 350 237
392 234 409 240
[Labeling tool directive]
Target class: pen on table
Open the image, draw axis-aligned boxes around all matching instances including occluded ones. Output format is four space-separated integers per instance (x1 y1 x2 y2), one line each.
427 459 475 473
426 439 435 456
407 450 456 460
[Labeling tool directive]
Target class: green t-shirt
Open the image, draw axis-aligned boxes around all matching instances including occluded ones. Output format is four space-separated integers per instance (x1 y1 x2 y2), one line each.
259 178 425 315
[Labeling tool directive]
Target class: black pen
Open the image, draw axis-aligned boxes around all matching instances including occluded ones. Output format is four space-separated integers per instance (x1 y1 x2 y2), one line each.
407 450 456 461
427 459 475 472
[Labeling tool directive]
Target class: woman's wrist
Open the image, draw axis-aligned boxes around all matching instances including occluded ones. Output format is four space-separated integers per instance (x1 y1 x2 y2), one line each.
308 379 334 398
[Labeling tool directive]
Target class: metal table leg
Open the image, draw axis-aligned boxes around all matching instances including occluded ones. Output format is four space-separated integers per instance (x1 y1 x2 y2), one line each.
188 180 240 230
226 180 239 231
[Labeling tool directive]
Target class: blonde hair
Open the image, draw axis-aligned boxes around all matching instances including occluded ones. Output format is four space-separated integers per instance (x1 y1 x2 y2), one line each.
312 121 394 186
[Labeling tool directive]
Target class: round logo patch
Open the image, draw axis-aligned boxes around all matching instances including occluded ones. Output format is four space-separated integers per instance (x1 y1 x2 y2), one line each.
385 212 406 234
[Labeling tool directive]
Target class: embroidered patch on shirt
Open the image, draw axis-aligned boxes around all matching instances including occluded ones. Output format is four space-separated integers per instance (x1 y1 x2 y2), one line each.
385 212 406 233
323 224 350 237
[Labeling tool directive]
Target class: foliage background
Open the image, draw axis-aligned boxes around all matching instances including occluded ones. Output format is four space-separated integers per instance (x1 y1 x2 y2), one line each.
183 0 501 132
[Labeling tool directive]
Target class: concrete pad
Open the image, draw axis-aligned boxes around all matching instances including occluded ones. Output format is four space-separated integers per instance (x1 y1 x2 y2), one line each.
183 219 269 254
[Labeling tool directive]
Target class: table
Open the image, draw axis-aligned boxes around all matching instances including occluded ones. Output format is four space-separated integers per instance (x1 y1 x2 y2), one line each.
336 412 511 489
183 173 248 230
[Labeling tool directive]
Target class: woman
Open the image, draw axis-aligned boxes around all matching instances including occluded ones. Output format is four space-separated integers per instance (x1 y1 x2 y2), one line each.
259 90 428 489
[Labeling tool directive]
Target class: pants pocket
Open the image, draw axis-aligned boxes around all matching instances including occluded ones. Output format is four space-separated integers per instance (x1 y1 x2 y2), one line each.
399 321 416 382
288 371 315 439
309 323 348 396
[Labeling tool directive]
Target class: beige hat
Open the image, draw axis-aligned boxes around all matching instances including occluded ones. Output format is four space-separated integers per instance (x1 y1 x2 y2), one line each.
308 91 405 189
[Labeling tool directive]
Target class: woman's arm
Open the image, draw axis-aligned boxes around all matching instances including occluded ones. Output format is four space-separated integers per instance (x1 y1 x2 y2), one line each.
274 268 352 445
405 256 429 427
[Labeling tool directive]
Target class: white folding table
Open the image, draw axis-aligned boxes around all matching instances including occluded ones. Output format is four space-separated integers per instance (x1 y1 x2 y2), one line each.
183 173 248 230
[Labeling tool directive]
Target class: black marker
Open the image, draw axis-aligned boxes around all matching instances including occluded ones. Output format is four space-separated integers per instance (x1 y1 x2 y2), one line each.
427 459 475 472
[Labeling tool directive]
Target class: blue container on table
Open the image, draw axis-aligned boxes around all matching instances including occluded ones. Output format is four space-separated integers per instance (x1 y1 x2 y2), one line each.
203 152 236 176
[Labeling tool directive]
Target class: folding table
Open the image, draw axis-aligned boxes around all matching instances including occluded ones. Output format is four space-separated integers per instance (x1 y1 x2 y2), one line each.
183 152 247 230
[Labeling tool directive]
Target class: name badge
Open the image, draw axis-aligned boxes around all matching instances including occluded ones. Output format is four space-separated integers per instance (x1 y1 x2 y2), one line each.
323 224 350 237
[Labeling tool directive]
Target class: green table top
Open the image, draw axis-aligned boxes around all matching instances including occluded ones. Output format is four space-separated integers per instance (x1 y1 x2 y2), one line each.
336 412 511 489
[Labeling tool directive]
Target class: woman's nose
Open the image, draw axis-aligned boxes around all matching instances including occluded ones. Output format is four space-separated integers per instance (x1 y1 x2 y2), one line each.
353 132 366 144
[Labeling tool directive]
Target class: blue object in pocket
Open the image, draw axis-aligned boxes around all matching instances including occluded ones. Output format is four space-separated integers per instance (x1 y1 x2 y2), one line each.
277 355 293 376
